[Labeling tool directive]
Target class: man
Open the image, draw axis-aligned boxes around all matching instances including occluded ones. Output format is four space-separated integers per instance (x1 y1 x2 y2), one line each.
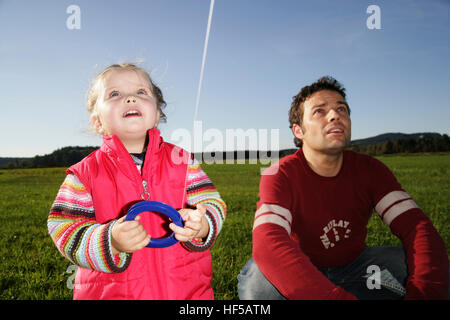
237 76 448 299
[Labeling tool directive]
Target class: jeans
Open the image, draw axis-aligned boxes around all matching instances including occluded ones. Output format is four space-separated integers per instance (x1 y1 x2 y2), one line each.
238 246 413 300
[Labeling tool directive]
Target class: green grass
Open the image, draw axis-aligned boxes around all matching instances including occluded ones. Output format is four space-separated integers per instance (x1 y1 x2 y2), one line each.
366 154 450 248
0 154 448 300
0 168 69 299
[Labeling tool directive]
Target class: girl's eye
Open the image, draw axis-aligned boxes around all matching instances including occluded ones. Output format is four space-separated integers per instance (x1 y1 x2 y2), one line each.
110 91 119 97
137 89 147 95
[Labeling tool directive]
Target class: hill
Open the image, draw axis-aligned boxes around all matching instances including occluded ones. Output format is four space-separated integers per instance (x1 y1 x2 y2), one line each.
0 146 97 169
1 132 449 168
0 157 31 167
349 132 449 155
350 132 442 146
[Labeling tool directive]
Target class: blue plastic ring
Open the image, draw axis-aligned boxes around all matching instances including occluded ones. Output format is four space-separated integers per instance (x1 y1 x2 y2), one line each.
124 201 184 248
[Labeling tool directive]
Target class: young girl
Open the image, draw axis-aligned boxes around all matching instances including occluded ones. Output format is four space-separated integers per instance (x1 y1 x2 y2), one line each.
47 63 226 299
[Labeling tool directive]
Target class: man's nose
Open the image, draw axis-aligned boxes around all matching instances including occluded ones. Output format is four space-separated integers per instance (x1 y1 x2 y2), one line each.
126 95 137 104
327 108 340 122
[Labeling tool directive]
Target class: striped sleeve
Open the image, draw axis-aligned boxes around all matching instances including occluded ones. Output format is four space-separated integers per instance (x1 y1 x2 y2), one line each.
47 174 131 273
370 158 449 299
374 190 420 226
183 158 227 251
253 203 293 235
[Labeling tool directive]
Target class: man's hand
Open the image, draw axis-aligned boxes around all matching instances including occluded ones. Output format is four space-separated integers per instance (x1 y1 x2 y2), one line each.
170 204 210 242
111 215 151 256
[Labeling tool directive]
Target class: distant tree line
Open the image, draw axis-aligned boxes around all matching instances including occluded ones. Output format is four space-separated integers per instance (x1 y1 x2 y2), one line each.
0 146 97 169
348 134 450 156
1 134 449 169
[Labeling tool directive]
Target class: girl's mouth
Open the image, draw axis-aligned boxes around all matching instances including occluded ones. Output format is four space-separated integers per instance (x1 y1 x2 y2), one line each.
123 109 142 118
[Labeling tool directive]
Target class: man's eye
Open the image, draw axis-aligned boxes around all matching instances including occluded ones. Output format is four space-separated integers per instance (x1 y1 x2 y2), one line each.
314 109 323 114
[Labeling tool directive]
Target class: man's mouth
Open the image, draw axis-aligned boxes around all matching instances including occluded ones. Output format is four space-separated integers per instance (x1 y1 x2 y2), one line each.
123 109 142 118
326 126 345 135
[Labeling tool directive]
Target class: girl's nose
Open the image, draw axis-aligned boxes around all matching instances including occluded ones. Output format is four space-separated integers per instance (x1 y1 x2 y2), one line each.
126 96 136 104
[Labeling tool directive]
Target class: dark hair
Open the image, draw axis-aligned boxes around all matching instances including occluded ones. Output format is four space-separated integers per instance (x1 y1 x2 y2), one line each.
288 76 350 147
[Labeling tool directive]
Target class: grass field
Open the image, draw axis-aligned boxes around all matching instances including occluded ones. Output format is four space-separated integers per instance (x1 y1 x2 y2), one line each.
0 154 449 300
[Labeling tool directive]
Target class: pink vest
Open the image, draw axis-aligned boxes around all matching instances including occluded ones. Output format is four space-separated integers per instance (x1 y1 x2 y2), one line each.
68 129 214 299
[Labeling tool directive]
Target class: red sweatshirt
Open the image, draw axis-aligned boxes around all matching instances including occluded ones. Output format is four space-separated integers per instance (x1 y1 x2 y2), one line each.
253 148 448 299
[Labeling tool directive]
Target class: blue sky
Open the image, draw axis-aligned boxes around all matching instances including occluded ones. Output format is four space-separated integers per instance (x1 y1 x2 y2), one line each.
0 0 449 157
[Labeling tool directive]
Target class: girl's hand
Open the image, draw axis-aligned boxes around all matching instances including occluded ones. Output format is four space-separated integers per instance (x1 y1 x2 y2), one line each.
111 215 151 255
170 204 210 242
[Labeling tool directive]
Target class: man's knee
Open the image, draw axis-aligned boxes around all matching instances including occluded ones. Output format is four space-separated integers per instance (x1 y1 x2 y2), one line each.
237 258 286 300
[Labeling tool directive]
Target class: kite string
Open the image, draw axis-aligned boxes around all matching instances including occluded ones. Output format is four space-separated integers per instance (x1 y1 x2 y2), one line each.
194 0 215 121
182 0 215 209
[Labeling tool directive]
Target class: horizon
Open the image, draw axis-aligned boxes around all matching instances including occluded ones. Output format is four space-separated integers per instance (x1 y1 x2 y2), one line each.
1 1 449 157
1 131 445 159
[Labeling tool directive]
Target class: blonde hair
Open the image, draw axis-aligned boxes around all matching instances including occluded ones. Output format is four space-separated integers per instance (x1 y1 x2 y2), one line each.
86 63 167 126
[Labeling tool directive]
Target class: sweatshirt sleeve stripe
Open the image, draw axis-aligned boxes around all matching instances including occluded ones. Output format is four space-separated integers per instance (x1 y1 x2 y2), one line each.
183 159 226 251
254 214 291 234
253 203 292 234
382 199 419 226
48 174 131 273
374 190 420 226
375 190 411 214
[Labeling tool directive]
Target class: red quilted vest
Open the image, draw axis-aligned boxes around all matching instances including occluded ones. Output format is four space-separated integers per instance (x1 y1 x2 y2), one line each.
68 128 214 299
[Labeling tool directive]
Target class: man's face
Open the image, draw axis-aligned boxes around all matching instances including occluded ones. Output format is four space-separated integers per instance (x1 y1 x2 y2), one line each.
293 90 351 155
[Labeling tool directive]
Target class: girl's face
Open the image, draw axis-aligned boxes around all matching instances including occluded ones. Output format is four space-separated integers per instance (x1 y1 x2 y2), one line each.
92 69 161 142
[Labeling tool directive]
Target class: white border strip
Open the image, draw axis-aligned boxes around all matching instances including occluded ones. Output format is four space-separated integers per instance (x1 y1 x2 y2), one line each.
253 214 291 234
383 199 419 226
375 191 411 216
255 203 292 224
